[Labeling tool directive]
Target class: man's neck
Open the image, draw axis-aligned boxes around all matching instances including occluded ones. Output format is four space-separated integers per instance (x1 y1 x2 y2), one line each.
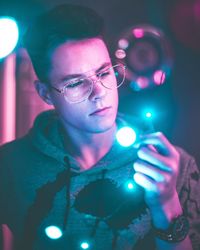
61 123 117 170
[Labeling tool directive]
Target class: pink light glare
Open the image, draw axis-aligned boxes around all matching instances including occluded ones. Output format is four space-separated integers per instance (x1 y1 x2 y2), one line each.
115 49 126 59
0 54 16 145
118 38 129 49
153 70 166 85
194 1 200 22
1 224 14 250
132 28 144 39
136 77 149 89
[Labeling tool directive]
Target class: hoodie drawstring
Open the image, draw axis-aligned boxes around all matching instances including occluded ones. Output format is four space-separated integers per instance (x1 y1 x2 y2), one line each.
62 156 72 231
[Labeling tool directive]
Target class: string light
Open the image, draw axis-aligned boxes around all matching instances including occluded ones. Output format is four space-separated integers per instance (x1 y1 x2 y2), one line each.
45 225 63 240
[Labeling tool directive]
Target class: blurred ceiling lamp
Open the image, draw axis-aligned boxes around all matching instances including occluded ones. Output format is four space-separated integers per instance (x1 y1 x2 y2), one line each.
114 25 173 91
0 16 19 60
170 0 200 51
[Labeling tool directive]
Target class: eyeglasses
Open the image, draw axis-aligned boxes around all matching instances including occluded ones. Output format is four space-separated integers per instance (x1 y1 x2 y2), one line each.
50 64 126 103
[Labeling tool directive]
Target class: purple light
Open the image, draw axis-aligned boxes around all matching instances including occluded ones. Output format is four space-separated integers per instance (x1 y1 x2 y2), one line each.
118 39 129 49
132 28 144 39
153 70 166 85
115 49 126 59
136 77 149 89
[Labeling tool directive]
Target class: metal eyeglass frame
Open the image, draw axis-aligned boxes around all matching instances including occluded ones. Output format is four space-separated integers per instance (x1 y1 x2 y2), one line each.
50 63 126 103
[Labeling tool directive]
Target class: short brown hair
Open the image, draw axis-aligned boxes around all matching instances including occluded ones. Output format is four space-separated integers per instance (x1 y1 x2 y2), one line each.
23 4 105 82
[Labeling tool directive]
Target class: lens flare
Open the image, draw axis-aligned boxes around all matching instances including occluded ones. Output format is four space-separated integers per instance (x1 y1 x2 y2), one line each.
116 127 137 147
0 17 19 59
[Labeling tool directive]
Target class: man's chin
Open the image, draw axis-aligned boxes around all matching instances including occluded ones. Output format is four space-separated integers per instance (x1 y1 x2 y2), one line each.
89 120 117 134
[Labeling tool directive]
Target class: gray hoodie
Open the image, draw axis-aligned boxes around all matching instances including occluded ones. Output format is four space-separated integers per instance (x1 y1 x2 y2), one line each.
0 110 200 250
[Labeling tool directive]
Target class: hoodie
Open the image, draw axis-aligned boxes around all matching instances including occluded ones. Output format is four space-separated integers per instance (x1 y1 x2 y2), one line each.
0 110 200 250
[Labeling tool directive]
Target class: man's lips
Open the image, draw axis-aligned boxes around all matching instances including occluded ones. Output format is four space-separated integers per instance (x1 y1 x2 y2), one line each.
89 107 111 115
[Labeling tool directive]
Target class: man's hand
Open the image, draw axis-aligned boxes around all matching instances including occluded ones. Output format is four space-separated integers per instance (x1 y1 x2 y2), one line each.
133 132 181 228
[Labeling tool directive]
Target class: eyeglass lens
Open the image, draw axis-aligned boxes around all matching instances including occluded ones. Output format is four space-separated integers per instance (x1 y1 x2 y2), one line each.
64 64 126 103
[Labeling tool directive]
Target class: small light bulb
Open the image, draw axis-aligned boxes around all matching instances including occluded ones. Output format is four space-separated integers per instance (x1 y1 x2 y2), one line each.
0 17 19 59
145 112 152 118
116 127 137 147
45 225 63 240
80 241 90 249
127 182 134 189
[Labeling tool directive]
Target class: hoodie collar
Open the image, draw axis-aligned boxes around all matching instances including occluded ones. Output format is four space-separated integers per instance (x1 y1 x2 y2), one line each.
28 110 142 174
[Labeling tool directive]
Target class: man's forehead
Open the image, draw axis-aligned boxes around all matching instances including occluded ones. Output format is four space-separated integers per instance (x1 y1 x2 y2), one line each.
51 38 109 62
48 38 112 84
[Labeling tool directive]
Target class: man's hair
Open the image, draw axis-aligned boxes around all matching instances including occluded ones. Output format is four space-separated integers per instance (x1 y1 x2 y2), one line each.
23 4 105 82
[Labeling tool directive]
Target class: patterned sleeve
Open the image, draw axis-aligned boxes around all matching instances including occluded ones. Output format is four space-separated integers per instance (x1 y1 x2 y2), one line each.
179 155 200 250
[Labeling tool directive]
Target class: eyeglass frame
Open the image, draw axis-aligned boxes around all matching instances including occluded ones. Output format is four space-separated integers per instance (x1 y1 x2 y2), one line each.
49 63 126 103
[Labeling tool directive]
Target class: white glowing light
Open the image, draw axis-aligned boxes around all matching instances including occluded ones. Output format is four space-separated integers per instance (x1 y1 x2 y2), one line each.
127 182 134 190
80 242 90 249
116 127 137 147
0 17 19 59
45 225 63 239
145 112 152 118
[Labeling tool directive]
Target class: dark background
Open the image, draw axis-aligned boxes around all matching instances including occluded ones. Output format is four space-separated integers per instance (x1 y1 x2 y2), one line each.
0 0 200 165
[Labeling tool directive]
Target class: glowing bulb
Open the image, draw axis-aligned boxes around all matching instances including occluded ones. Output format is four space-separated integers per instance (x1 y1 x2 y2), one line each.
0 17 19 59
115 49 126 59
116 127 137 147
125 180 135 191
143 109 155 120
153 70 166 85
145 112 152 118
127 182 134 189
80 241 90 249
143 110 155 131
132 28 144 38
45 225 63 240
118 38 129 49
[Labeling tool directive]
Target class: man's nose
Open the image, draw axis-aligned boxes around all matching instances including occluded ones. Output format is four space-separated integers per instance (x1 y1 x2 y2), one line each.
89 76 107 101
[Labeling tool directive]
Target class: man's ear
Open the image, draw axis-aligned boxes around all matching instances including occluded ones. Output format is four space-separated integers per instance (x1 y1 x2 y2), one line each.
34 80 53 105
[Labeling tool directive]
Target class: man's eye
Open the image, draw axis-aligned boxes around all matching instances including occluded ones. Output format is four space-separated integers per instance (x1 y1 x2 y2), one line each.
67 80 84 88
100 69 111 78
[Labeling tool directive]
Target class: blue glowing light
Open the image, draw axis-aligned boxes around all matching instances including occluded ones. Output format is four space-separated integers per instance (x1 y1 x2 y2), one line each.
125 180 136 191
145 112 152 118
0 17 19 59
80 241 90 249
45 225 63 240
143 108 155 120
127 182 134 189
116 127 137 147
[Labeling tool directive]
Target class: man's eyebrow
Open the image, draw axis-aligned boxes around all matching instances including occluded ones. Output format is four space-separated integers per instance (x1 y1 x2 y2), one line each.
95 62 111 73
60 62 112 83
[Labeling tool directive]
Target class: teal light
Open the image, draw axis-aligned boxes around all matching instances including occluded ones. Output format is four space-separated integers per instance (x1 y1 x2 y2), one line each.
142 109 155 132
116 126 137 147
45 225 63 240
145 112 152 118
127 182 134 189
80 241 90 249
0 17 19 59
125 180 136 191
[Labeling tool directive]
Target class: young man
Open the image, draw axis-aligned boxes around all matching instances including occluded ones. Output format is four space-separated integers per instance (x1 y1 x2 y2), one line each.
0 4 200 250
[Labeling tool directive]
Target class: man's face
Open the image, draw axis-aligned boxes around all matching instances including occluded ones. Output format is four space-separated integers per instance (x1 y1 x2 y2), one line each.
47 38 119 134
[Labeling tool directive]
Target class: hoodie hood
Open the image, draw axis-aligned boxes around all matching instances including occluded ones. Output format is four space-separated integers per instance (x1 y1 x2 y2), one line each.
28 110 67 165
